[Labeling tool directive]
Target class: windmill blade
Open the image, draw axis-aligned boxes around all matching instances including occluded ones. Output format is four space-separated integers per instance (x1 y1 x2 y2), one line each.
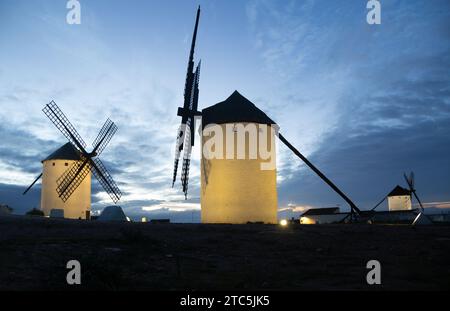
181 119 193 199
92 118 118 156
23 173 43 195
403 171 424 211
412 191 425 212
403 172 413 190
56 156 91 202
181 151 192 199
181 6 200 122
91 157 122 203
172 157 180 187
172 124 186 187
43 101 87 153
173 7 201 195
191 61 201 111
189 61 201 146
179 64 200 197
172 62 200 188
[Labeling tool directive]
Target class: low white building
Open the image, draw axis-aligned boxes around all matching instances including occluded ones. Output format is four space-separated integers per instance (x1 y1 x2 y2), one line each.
300 207 348 224
387 185 412 211
98 206 128 222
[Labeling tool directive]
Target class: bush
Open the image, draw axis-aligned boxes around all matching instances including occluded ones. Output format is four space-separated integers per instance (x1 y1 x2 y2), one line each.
0 204 13 214
26 208 45 217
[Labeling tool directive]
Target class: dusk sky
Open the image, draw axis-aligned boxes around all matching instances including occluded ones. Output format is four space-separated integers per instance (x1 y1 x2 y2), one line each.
0 0 449 221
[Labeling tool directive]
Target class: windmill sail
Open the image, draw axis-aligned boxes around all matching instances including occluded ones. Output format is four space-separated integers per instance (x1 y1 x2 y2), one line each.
180 62 201 198
92 118 118 156
55 120 121 203
181 125 192 198
42 101 87 153
40 101 121 204
91 157 122 203
404 171 424 212
57 155 91 202
172 6 202 198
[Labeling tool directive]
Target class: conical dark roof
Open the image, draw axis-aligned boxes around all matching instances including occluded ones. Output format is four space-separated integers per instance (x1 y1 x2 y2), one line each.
202 90 276 128
42 143 81 162
387 185 411 197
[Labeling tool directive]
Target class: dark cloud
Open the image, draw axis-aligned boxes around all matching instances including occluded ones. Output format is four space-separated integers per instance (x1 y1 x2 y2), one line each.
0 183 40 214
0 123 59 173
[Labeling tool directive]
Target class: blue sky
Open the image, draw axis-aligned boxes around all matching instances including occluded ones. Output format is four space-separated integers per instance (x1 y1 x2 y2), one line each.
0 0 449 221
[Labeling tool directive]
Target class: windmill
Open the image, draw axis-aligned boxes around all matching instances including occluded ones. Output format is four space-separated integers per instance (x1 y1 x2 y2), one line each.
171 9 361 223
23 101 121 218
183 90 362 223
172 6 202 199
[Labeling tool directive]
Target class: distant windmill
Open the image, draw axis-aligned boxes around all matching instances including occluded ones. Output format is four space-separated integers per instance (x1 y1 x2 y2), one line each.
170 8 361 224
23 101 121 219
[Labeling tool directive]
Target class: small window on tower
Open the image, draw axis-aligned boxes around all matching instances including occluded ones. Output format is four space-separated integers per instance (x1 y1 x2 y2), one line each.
65 163 68 166
52 163 55 166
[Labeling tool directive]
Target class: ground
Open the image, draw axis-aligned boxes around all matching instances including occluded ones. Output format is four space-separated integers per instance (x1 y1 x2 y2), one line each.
0 215 449 290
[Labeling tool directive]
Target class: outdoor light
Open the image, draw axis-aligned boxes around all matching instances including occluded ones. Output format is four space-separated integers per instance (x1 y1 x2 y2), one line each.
280 219 288 226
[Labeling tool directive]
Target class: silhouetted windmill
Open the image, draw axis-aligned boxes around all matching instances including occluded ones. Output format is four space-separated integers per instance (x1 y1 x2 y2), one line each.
172 6 202 199
23 101 122 204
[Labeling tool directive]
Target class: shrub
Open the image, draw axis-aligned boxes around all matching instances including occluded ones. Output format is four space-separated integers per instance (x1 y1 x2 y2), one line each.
26 208 45 216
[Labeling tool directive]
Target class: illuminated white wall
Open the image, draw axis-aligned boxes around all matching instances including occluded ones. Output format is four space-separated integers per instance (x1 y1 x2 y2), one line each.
201 122 278 224
300 214 347 225
41 159 91 219
388 195 412 211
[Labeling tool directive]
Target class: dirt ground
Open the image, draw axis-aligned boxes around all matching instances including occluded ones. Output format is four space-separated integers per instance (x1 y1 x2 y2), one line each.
0 215 449 291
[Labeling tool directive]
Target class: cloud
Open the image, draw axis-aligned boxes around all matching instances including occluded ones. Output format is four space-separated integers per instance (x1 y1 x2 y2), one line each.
1 0 449 222
277 51 450 210
246 0 450 210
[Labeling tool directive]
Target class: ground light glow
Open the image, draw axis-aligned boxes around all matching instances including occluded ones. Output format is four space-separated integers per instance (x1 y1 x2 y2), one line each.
279 219 288 226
